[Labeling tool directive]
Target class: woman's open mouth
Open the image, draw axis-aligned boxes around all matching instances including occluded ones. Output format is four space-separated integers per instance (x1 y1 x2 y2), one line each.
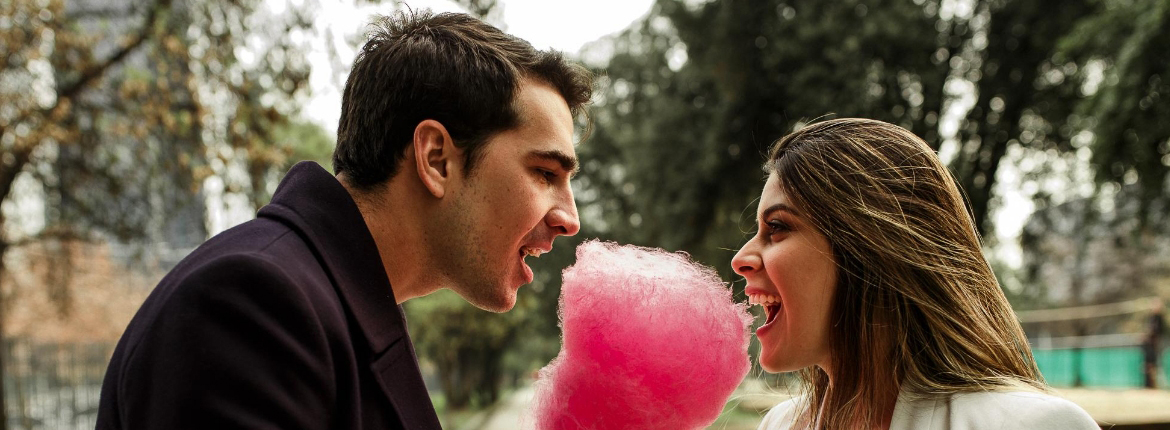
764 303 781 324
748 293 783 326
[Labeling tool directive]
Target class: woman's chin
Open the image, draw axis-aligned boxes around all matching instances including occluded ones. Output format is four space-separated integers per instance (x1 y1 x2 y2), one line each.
758 353 790 373
759 350 813 374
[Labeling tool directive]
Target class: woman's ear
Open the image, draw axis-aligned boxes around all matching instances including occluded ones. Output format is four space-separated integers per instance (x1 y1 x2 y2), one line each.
412 119 458 198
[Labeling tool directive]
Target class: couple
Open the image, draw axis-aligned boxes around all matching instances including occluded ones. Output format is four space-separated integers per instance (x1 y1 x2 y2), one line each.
96 10 1095 430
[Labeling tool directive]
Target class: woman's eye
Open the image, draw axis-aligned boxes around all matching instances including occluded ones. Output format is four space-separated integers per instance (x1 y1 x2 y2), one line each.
766 220 792 236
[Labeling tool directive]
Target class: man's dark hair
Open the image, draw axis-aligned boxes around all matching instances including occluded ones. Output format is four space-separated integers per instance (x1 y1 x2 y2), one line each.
333 10 594 187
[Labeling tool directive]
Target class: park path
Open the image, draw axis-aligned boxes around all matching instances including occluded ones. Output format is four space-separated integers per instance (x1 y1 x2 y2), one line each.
471 385 537 430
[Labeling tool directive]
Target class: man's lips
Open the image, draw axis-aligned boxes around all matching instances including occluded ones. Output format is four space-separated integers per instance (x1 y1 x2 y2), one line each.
520 239 553 258
519 243 549 257
521 247 549 258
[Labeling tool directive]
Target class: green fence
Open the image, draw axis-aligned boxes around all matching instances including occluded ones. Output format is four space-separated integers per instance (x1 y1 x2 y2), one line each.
1033 346 1166 388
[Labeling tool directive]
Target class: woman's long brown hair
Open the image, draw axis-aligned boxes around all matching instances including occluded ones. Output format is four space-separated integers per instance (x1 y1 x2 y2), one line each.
766 118 1044 429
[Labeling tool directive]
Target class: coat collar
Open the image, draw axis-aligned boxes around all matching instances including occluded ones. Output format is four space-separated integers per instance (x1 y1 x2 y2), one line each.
257 161 406 355
257 162 440 429
890 388 941 430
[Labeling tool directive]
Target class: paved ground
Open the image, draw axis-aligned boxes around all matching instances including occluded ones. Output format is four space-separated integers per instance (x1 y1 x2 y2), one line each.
456 381 1170 429
1057 388 1170 427
476 385 537 430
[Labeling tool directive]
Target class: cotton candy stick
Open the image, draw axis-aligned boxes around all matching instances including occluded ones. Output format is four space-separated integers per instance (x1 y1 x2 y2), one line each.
531 240 752 430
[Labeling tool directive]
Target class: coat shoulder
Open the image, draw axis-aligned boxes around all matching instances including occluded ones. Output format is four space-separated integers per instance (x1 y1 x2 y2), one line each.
757 396 804 430
948 390 1098 430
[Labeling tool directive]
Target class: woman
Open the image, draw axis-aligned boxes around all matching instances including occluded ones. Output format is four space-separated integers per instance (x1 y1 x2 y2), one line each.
732 118 1096 429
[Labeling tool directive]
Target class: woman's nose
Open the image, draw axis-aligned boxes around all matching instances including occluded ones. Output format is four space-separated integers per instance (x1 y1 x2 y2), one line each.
731 243 760 276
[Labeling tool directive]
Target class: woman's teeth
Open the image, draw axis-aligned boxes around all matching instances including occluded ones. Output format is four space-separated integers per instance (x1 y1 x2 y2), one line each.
747 293 781 306
749 293 783 325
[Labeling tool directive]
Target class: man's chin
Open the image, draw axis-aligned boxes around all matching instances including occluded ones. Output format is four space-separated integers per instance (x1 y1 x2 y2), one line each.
475 298 515 313
460 288 516 313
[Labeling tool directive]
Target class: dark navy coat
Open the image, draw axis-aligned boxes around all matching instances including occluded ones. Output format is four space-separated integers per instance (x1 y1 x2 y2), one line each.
97 162 441 429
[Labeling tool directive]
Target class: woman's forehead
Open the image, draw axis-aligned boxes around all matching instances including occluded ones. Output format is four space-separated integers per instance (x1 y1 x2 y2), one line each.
760 174 788 205
758 174 804 218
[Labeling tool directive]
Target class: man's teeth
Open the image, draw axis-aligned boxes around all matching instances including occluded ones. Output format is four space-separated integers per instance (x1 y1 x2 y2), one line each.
748 293 782 306
522 247 546 258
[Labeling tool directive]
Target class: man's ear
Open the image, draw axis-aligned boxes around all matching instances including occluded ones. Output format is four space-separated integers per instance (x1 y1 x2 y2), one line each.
412 119 459 198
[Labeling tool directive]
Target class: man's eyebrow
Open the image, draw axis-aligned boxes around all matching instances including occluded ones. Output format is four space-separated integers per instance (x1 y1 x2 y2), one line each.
528 149 580 178
758 203 801 223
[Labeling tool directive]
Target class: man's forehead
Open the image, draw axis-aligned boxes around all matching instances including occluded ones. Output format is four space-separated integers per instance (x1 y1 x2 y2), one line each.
516 78 572 120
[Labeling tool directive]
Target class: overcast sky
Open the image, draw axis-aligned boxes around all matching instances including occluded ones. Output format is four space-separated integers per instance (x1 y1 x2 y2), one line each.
299 0 655 135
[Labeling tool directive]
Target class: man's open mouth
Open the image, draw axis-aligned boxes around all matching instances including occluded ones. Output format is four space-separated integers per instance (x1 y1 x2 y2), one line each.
521 247 547 258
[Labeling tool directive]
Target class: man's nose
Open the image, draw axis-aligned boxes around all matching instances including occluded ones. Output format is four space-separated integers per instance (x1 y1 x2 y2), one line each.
546 198 580 237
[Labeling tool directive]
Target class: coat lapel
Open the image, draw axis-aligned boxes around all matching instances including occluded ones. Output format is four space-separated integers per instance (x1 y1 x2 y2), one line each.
372 336 443 429
259 162 440 428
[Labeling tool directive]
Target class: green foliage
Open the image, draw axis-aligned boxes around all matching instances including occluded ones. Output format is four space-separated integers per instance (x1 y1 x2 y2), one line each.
404 289 533 409
276 120 336 173
578 0 949 287
1055 0 1170 219
1015 0 1170 309
950 0 1096 234
578 0 1169 310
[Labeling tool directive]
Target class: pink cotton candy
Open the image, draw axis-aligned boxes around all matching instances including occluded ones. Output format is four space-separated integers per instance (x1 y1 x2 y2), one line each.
531 240 753 430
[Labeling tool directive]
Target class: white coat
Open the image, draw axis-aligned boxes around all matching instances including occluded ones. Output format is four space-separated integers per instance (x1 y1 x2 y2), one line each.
757 390 1098 430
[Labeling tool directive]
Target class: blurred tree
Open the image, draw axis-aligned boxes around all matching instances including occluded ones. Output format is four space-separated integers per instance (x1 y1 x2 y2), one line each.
275 119 335 172
574 0 1162 289
0 0 316 424
404 290 532 409
951 0 1093 234
1054 0 1169 227
1017 0 1169 309
563 0 1170 378
1020 186 1168 307
578 0 948 285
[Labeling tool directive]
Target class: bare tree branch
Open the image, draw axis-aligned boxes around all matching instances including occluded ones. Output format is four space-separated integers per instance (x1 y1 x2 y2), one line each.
0 0 173 215
56 0 172 106
2 0 172 159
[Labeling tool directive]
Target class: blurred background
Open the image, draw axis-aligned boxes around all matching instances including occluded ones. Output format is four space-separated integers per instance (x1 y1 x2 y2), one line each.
1 0 1168 428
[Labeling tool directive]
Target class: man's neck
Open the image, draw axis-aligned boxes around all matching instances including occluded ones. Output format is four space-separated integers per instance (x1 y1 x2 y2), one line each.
338 174 439 304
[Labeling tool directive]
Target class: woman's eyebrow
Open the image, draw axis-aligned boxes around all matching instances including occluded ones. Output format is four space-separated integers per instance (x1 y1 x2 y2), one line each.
758 203 801 223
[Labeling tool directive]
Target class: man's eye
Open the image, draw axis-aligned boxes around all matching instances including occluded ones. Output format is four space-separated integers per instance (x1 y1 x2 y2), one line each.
536 168 557 183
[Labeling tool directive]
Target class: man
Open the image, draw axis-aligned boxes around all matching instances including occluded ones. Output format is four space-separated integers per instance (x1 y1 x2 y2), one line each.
97 10 592 429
